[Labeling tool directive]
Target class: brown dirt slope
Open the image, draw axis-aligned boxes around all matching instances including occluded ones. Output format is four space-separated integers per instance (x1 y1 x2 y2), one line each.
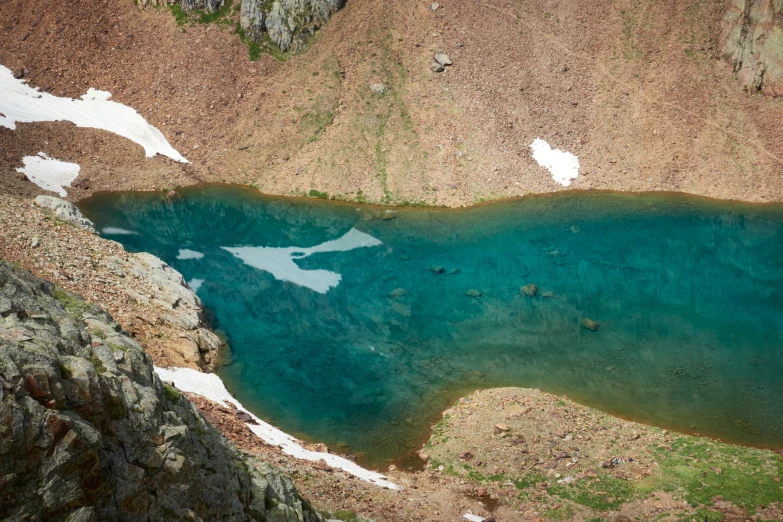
1 0 782 205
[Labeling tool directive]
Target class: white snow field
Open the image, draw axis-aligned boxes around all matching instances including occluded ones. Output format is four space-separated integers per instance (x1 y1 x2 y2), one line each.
0 64 186 162
154 366 401 490
16 153 80 196
530 138 580 186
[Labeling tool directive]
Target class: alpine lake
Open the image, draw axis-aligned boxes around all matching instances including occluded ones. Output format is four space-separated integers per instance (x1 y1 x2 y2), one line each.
79 186 783 468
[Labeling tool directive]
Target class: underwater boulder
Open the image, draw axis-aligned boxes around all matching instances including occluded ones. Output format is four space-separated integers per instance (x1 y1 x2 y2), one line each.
466 289 482 298
429 265 446 274
581 318 601 331
520 283 538 297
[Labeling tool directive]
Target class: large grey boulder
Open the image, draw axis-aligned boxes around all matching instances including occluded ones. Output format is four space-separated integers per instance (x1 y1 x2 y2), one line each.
33 195 97 233
240 0 266 41
181 0 224 13
242 0 345 52
721 0 783 97
0 261 324 522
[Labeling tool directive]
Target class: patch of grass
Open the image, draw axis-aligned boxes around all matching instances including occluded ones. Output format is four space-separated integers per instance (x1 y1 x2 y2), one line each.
327 510 358 522
548 474 640 512
169 3 188 25
543 504 574 520
54 288 91 319
195 0 234 25
307 189 329 199
649 435 783 514
300 100 336 142
88 327 107 340
163 383 182 403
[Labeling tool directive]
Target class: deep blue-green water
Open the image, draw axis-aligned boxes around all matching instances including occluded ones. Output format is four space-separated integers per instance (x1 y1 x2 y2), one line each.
79 186 783 466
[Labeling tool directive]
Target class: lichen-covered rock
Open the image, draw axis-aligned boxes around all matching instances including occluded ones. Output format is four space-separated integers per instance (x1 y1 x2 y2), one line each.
722 0 783 97
241 0 345 52
33 196 97 233
181 0 224 13
240 0 267 41
0 261 323 522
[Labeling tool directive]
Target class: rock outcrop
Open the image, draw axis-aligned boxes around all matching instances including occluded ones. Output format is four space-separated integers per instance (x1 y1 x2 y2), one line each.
33 196 97 234
181 0 225 14
0 261 324 522
722 0 783 97
241 0 345 52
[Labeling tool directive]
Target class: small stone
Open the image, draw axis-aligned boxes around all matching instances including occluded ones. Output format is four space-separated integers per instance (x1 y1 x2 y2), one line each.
30 237 39 248
466 289 481 298
580 318 601 331
476 487 487 497
370 83 385 95
520 283 538 297
429 265 446 274
431 2 439 11
494 423 510 434
775 477 780 482
434 53 452 66
710 467 722 475
601 460 614 469
449 268 461 275
380 213 395 220
542 291 554 298
459 451 473 460
166 190 178 199
13 69 24 79
389 288 408 298
431 61 445 73
295 166 304 175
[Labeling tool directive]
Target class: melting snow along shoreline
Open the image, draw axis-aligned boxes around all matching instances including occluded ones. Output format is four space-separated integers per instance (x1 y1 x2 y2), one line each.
154 366 402 490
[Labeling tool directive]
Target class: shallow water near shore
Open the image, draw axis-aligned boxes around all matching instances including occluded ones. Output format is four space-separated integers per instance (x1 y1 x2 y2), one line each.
79 186 783 467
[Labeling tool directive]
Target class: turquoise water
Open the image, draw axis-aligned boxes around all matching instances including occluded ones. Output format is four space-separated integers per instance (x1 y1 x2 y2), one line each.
79 186 783 466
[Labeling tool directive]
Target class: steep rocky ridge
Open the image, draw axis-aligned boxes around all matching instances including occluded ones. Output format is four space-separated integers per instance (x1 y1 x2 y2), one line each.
722 0 783 96
0 260 325 521
0 194 221 371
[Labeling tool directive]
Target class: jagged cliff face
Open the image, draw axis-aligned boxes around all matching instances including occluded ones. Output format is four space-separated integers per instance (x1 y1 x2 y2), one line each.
238 0 344 52
0 261 323 522
722 0 783 96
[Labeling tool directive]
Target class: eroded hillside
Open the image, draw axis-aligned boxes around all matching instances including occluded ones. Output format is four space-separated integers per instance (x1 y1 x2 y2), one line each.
0 0 781 205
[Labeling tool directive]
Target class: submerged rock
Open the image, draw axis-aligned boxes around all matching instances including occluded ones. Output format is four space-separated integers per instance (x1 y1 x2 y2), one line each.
520 283 538 297
0 261 324 522
581 318 601 331
389 287 408 298
466 289 482 298
429 265 446 274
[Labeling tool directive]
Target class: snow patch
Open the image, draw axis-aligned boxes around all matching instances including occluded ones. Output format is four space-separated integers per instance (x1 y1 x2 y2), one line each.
188 279 205 293
223 228 382 294
102 227 138 235
177 249 205 260
530 138 579 186
154 366 401 490
0 64 186 162
16 153 80 196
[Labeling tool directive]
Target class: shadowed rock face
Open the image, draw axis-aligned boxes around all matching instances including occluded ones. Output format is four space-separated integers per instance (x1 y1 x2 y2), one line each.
722 0 783 97
0 261 323 522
